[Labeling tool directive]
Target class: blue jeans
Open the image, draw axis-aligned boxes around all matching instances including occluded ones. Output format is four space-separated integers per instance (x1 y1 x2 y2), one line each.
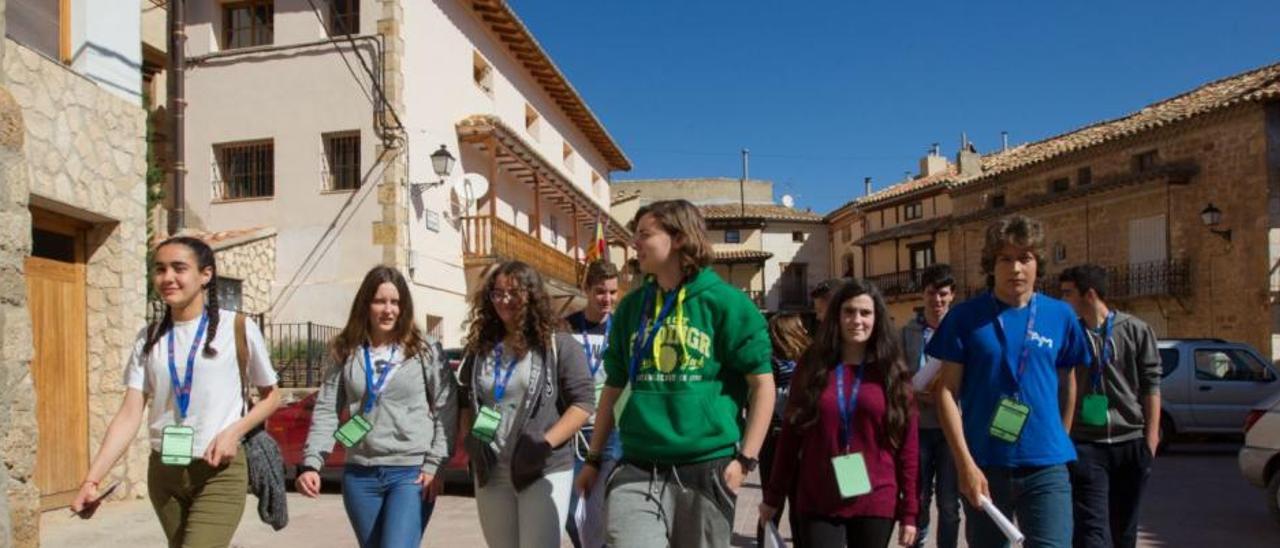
342 465 435 548
567 428 622 548
916 428 961 548
964 464 1072 548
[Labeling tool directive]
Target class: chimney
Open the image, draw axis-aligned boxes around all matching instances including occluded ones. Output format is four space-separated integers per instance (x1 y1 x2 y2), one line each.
957 133 982 177
919 143 948 177
863 177 872 196
1001 131 1010 152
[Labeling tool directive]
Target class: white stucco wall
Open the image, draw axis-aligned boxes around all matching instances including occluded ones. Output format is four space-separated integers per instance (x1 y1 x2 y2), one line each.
68 0 142 104
762 222 830 309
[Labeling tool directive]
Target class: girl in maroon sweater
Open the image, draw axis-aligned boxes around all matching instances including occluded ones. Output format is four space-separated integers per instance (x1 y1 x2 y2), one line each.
760 279 919 547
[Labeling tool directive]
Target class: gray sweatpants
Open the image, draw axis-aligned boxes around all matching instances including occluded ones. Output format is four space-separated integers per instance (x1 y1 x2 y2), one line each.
604 457 736 548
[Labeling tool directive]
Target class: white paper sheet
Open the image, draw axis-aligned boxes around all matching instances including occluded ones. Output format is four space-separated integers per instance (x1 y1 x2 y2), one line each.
761 520 785 548
912 356 944 391
979 495 1025 545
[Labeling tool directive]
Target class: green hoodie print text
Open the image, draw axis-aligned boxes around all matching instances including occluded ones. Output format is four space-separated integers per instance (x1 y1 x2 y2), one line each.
603 267 773 464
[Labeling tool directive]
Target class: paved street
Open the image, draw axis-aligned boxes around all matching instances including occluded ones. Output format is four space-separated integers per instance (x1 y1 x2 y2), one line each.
41 442 1277 547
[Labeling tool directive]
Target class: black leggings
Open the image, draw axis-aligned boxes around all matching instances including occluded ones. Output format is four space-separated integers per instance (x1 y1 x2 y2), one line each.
803 515 895 548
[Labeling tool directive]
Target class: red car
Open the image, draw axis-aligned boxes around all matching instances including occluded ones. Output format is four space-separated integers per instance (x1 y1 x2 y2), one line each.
265 348 471 486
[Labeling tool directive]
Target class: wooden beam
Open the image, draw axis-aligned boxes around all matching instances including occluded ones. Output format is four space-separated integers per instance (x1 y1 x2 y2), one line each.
532 174 542 241
572 202 581 263
488 136 498 220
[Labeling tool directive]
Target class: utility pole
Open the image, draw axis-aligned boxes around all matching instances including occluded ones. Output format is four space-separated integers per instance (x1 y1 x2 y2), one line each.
740 148 749 216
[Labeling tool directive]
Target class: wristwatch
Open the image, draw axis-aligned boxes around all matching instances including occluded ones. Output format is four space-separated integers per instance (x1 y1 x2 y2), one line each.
734 452 759 473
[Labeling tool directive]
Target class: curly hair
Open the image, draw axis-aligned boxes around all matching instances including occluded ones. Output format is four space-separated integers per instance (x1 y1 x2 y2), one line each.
463 261 562 360
786 279 913 451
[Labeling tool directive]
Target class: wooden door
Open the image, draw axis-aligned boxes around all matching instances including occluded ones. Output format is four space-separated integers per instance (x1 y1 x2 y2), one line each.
26 211 89 510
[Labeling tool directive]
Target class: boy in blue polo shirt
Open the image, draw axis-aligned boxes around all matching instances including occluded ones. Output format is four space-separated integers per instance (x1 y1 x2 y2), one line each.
926 215 1090 548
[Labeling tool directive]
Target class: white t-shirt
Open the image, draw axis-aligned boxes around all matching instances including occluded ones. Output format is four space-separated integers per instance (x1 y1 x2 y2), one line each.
124 310 278 456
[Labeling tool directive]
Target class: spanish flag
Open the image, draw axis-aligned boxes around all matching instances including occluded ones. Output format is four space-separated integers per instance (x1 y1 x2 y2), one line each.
584 218 606 264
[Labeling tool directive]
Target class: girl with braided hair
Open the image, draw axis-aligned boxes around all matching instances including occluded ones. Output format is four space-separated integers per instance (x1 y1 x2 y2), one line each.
71 236 282 547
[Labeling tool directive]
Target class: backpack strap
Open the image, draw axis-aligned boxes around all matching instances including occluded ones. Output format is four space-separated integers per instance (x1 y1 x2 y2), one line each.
235 313 251 415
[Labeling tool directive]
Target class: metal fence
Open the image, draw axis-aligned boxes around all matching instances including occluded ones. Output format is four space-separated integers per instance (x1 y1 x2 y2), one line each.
267 322 342 388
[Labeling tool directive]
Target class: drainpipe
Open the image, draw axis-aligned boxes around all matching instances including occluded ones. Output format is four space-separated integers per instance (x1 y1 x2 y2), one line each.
168 0 187 232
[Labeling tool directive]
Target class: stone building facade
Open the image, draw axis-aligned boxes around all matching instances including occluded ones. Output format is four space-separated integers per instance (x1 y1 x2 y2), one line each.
0 1 150 544
947 63 1280 358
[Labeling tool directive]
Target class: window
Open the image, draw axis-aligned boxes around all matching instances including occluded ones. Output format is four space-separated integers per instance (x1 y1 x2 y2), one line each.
549 215 559 241
990 193 1006 209
1053 242 1067 264
724 229 741 244
1133 150 1159 173
524 104 541 139
1077 166 1093 185
472 51 493 94
223 1 274 50
909 242 935 273
328 0 358 35
1194 349 1277 382
904 202 924 221
792 231 805 243
1159 349 1179 378
425 314 444 340
841 225 852 242
214 140 274 200
9 0 66 62
323 132 360 191
216 277 244 312
1049 177 1070 193
563 142 576 172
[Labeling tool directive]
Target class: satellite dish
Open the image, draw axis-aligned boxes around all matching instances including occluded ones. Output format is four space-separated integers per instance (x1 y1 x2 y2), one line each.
781 194 795 208
452 173 490 208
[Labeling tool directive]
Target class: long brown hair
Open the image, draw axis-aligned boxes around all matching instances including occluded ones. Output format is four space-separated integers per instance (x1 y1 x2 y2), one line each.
630 200 713 279
786 279 912 450
768 312 809 362
331 266 426 366
463 261 561 360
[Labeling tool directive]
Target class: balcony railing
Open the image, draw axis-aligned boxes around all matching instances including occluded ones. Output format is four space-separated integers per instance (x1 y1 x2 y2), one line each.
1105 259 1192 299
267 322 342 388
865 270 923 298
462 215 581 288
745 290 765 309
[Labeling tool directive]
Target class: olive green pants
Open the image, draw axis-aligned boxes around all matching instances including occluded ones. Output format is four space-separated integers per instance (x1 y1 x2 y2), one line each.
147 451 248 548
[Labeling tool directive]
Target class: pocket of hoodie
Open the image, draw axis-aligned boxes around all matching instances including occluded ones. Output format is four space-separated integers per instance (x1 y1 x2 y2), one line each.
619 389 727 450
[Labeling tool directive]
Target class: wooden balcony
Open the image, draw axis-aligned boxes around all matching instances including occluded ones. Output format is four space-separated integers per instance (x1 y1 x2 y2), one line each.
865 270 923 298
462 215 581 289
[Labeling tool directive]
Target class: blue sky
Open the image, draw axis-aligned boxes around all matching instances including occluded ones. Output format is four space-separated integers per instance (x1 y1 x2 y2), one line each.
509 1 1280 214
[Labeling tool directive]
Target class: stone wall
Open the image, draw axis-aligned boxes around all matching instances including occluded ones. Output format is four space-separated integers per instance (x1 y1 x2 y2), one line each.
949 104 1274 356
3 35 149 547
213 231 277 315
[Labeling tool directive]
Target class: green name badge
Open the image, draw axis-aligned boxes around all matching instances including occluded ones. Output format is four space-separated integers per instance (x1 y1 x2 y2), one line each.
989 398 1031 443
471 405 502 443
334 414 373 448
594 383 604 406
160 425 195 466
831 452 872 499
1080 393 1110 427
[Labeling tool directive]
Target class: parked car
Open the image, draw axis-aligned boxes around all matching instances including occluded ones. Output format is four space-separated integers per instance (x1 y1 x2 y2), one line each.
1238 390 1280 526
1157 339 1280 447
265 347 471 487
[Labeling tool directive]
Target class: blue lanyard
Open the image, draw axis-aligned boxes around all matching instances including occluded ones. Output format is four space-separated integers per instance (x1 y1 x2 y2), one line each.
835 361 866 452
991 293 1038 399
580 314 612 377
361 344 398 415
1087 312 1115 390
628 285 681 381
917 317 934 371
166 313 209 422
492 343 520 402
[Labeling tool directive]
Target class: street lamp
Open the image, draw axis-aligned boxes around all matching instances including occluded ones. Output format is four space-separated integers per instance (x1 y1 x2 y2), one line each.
411 144 456 193
1200 202 1231 242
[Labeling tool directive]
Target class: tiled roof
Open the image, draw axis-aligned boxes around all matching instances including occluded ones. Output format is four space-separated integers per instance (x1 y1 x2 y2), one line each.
465 0 631 171
962 61 1280 186
713 249 773 263
857 169 958 208
698 203 824 223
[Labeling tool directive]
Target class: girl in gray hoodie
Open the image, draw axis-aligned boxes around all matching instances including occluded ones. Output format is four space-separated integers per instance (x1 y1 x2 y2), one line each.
297 266 456 548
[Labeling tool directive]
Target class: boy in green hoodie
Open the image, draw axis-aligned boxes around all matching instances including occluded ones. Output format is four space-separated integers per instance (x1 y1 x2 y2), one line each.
575 199 775 548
